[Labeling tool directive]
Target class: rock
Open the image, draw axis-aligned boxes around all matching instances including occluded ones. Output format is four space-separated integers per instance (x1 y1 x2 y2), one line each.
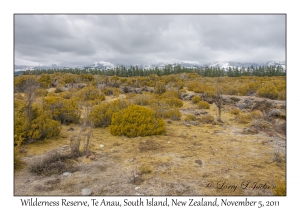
62 172 73 176
243 127 258 135
200 111 208 114
179 132 186 138
186 123 191 127
195 160 203 167
81 188 92 196
135 186 140 190
100 144 104 148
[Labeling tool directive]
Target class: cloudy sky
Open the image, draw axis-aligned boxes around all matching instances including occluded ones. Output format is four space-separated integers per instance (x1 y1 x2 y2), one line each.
14 14 286 66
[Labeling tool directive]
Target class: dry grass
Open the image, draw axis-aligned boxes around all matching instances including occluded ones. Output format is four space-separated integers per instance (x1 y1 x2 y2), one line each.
14 93 286 196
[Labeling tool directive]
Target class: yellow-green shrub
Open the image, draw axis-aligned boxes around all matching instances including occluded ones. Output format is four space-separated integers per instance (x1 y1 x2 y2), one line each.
199 115 215 124
184 114 197 121
34 88 48 97
166 107 182 120
192 95 202 103
133 94 154 106
110 105 165 137
198 101 210 109
230 107 241 115
44 96 81 124
150 101 170 119
160 91 180 99
251 110 263 119
14 103 61 143
76 86 105 102
164 98 183 108
257 82 279 99
272 178 286 196
154 81 166 95
235 113 252 124
88 99 129 127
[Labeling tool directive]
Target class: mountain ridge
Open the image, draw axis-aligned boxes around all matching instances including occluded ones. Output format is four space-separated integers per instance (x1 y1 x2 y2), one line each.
14 61 286 72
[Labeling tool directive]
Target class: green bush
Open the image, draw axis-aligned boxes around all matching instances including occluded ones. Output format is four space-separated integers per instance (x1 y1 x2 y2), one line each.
198 101 210 109
110 105 165 137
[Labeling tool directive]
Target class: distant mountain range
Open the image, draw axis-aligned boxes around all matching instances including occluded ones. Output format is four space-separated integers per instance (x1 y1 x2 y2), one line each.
14 61 286 72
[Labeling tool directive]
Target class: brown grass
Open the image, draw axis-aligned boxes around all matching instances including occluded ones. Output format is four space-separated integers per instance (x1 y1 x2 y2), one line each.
14 92 286 196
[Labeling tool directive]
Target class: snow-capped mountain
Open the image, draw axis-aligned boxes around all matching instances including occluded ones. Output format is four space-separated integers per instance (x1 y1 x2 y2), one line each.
14 60 286 72
82 61 115 70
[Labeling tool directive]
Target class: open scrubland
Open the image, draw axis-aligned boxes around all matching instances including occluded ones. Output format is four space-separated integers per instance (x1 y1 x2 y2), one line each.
14 73 286 196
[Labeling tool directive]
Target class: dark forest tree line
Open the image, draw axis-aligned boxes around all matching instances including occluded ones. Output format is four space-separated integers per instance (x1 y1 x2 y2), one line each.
19 64 285 77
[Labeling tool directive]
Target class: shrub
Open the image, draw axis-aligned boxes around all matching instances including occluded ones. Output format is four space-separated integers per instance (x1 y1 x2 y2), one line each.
235 113 252 124
164 98 183 108
184 114 197 121
192 95 202 103
14 103 61 143
257 82 279 99
272 178 286 196
160 91 180 99
133 94 154 106
28 113 62 141
29 149 76 176
150 101 170 119
199 115 215 124
44 96 81 124
154 81 166 95
76 86 105 102
138 164 153 175
198 101 210 109
251 110 263 119
166 107 182 120
34 88 48 97
89 99 129 128
110 105 165 137
102 87 117 96
230 107 241 115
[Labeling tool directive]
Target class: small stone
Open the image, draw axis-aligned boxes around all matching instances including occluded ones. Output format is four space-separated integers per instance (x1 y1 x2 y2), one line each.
82 188 92 196
62 172 72 176
100 144 104 148
135 186 140 190
195 160 203 167
168 141 170 144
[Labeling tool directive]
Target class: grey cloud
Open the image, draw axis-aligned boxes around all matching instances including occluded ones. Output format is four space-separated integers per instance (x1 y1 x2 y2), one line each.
15 14 286 66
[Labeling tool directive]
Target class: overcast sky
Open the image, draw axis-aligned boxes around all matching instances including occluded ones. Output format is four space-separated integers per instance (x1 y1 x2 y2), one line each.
14 14 286 66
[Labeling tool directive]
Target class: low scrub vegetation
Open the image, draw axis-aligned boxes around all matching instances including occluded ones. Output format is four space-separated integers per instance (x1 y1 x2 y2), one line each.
110 105 165 137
